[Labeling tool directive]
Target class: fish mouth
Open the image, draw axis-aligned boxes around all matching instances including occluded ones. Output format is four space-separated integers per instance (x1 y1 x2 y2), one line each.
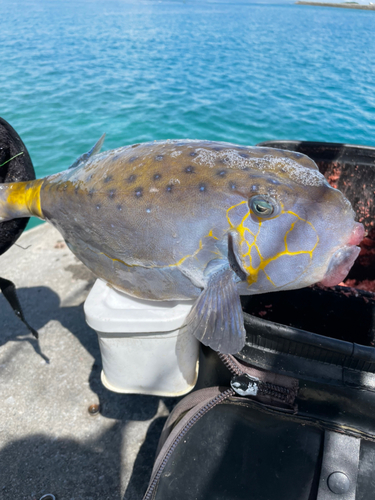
319 222 364 287
319 245 361 287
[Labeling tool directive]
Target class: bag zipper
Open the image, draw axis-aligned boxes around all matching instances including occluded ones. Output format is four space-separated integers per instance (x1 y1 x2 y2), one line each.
143 354 295 499
218 353 293 404
143 387 235 500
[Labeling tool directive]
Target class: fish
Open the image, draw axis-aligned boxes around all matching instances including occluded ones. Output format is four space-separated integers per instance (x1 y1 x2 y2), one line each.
0 138 364 354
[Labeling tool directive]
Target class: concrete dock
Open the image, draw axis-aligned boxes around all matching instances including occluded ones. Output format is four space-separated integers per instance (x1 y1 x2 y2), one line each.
0 223 180 500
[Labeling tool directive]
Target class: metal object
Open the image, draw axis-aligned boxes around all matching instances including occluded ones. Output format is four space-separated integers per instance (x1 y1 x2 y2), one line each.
230 374 259 396
328 472 351 494
317 430 360 500
88 403 100 416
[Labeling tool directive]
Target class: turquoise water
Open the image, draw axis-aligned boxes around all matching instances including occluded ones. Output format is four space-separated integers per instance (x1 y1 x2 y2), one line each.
1 0 375 227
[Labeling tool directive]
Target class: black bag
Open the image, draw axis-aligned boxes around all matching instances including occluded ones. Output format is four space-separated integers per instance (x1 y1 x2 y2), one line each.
143 351 375 500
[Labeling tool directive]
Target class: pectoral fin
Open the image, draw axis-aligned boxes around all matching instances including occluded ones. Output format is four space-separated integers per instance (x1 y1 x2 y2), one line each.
183 266 246 354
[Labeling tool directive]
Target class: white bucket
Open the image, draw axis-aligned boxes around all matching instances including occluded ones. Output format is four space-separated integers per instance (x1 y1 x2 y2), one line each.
84 279 199 397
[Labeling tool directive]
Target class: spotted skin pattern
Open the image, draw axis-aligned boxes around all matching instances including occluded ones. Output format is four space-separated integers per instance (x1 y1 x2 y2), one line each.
0 139 362 353
1 139 357 293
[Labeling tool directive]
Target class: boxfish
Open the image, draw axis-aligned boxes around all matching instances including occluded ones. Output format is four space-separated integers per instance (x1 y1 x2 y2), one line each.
0 137 364 354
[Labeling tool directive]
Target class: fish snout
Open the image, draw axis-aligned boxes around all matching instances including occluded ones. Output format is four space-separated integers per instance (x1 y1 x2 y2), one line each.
347 221 365 246
318 221 364 287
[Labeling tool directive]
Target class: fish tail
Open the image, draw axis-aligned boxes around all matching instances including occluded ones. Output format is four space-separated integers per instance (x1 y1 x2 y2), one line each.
0 179 44 221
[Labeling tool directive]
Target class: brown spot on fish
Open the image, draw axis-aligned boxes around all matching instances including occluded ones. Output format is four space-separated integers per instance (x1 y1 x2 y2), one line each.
185 166 195 174
155 155 164 161
127 174 137 183
154 173 162 180
104 175 113 183
217 170 226 177
166 185 173 193
135 187 143 198
229 181 236 190
108 189 116 199
116 204 122 211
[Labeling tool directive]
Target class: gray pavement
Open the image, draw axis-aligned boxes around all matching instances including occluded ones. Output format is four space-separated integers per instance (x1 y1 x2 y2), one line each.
0 223 180 500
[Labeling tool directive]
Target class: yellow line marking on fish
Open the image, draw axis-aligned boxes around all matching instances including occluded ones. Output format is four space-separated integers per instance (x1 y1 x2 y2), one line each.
226 201 319 287
101 228 219 269
101 252 133 267
207 229 219 240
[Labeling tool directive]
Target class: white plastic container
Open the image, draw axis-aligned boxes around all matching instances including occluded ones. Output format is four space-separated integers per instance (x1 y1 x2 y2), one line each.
84 279 199 397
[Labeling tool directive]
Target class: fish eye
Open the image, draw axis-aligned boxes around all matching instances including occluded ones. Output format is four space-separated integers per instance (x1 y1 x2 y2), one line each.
249 195 277 218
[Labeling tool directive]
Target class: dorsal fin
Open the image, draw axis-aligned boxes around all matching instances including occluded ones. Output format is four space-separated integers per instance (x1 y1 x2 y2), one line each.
68 133 106 169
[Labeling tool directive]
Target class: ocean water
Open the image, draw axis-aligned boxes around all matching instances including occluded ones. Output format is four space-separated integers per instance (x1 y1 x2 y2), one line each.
1 0 375 228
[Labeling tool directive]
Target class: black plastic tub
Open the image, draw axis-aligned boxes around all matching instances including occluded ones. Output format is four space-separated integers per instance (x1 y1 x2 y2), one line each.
257 140 375 237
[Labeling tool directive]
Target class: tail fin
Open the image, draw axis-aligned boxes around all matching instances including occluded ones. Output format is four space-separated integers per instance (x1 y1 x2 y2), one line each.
0 179 44 221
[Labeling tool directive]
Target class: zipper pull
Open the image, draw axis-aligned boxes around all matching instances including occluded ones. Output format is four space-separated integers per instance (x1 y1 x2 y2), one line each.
220 353 296 405
230 374 260 396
